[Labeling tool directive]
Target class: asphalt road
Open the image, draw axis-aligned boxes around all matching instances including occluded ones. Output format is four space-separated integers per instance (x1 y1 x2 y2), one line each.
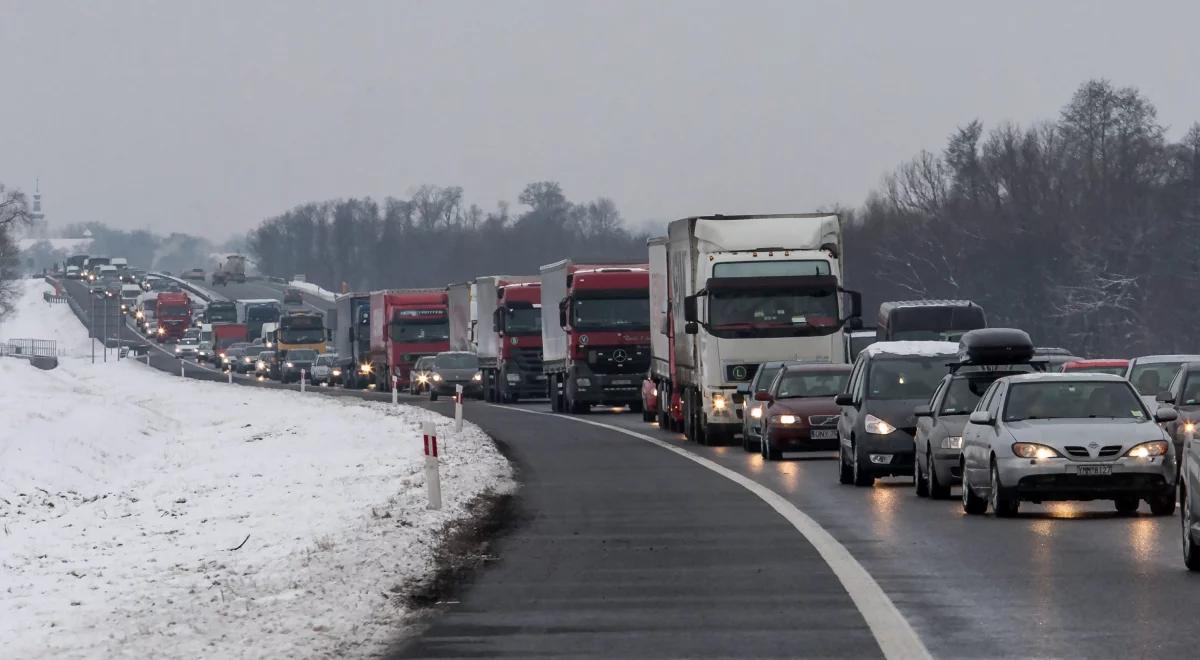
60 278 1200 658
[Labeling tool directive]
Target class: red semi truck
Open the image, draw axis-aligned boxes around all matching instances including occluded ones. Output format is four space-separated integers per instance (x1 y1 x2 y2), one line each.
154 291 192 342
540 260 651 413
449 276 545 403
369 289 449 389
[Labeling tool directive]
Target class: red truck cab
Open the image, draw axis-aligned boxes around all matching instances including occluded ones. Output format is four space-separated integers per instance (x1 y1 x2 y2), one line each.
369 289 449 389
492 281 544 402
212 323 249 362
155 291 192 342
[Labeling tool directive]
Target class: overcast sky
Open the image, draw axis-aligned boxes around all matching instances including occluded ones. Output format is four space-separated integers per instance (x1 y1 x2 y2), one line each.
2 1 1198 239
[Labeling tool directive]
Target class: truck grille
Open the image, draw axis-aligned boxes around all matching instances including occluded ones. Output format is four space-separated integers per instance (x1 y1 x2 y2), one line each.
587 344 650 375
510 347 543 372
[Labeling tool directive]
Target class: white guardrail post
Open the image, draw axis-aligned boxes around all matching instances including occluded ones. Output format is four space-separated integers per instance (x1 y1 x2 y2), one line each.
455 384 464 432
392 375 399 405
180 360 185 378
228 368 233 384
300 369 307 393
423 421 442 510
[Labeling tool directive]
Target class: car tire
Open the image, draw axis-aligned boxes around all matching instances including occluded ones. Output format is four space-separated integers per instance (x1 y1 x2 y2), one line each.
990 462 1019 517
914 445 929 498
838 443 854 485
1149 491 1176 516
430 390 439 402
742 431 757 453
962 465 988 515
1182 484 1200 571
928 451 952 500
852 443 874 487
1115 496 1140 515
761 433 781 461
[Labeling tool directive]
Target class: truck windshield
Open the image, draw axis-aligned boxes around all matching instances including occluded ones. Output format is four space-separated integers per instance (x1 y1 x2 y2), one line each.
709 289 839 337
712 260 830 278
207 305 237 323
247 307 280 322
867 357 951 400
1004 380 1146 421
390 318 450 343
159 304 188 316
572 297 649 331
506 306 542 335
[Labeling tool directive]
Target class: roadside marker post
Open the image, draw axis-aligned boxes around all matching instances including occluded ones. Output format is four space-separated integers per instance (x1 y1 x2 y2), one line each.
228 368 233 384
180 361 185 378
455 384 464 433
422 421 442 510
300 369 307 393
393 375 399 405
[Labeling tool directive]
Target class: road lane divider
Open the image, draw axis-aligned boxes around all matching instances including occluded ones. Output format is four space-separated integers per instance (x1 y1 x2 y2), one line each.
497 405 932 660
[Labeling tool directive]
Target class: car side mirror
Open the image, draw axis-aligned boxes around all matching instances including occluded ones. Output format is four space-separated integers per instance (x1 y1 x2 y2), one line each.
683 295 698 324
1156 391 1176 404
968 410 994 425
1155 408 1179 423
684 321 698 335
914 404 932 418
754 391 773 402
835 393 854 407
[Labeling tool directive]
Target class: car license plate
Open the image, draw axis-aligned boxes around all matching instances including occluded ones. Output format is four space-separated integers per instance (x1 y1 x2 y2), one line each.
1076 464 1112 476
810 429 837 440
612 379 632 386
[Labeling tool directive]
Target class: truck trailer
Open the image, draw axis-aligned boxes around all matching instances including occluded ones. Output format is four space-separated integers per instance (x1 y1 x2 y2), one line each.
332 292 372 388
540 260 650 413
368 289 449 389
659 213 862 445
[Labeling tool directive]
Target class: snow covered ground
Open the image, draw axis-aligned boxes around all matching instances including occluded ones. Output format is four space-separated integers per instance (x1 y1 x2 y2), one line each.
0 279 514 658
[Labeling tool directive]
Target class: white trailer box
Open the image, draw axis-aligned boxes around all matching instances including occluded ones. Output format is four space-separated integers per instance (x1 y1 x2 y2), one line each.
448 282 474 353
648 237 670 381
539 260 570 369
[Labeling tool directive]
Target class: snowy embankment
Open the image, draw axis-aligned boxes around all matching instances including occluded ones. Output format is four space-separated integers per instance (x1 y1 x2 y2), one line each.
288 280 337 302
0 280 513 658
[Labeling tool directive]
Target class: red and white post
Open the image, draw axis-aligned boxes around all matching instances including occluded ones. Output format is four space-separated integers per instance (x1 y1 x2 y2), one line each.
422 420 442 510
392 375 399 405
454 384 464 432
300 369 307 393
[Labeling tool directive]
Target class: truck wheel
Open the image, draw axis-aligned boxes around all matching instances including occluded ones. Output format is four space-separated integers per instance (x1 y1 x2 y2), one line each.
656 384 670 428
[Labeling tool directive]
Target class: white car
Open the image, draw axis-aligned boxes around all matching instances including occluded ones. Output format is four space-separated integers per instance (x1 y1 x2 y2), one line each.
961 373 1178 517
175 338 200 360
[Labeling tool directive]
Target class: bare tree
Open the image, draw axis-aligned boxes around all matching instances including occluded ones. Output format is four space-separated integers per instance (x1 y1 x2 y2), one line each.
0 184 32 321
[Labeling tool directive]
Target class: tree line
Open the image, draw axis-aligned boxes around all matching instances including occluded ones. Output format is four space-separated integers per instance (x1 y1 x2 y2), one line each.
247 182 650 291
844 79 1200 357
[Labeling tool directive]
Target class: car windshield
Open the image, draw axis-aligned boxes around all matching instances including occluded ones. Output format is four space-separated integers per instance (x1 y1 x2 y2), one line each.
1066 365 1126 376
709 289 839 335
288 350 318 361
867 356 951 400
1129 362 1187 395
939 373 1022 415
505 306 542 335
775 370 851 398
752 365 784 393
435 353 479 369
179 338 198 346
571 297 649 331
1004 380 1147 421
314 356 335 366
415 358 434 370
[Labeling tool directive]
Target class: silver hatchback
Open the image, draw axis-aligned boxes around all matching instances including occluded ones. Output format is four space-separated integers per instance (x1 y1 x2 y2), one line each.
961 373 1178 517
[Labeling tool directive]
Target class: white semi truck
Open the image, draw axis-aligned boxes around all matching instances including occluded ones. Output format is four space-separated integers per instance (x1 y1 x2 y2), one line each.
658 213 862 445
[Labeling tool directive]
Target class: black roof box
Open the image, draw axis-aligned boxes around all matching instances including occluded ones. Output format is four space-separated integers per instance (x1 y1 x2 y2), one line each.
957 328 1034 365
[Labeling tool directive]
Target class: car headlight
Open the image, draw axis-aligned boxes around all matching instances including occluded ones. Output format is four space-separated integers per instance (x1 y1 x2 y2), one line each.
359 363 371 374
243 357 252 363
472 372 482 382
417 374 428 383
1012 442 1062 459
750 406 763 419
174 347 181 354
1125 440 1169 458
257 360 265 369
771 414 798 425
286 362 294 368
940 436 964 449
432 373 442 381
864 414 896 435
157 327 165 335
712 393 727 411
222 356 230 363
332 369 342 376
576 377 591 387
135 311 144 319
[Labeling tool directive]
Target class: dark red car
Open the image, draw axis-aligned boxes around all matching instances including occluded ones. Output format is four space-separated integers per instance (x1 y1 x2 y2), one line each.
755 363 852 461
1061 358 1128 376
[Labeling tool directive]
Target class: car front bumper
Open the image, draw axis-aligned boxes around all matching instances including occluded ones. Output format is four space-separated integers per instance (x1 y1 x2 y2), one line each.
997 456 1175 502
766 426 839 452
433 380 482 396
856 431 916 476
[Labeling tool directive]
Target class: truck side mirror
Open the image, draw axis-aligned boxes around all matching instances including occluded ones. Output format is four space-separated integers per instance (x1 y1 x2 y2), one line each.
684 321 698 335
683 295 698 323
326 329 332 341
558 299 569 331
493 308 504 334
843 289 863 325
348 326 355 342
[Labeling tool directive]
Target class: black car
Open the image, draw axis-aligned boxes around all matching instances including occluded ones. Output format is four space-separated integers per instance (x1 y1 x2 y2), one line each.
1154 363 1200 473
280 349 318 383
734 360 788 453
428 351 482 401
837 341 958 486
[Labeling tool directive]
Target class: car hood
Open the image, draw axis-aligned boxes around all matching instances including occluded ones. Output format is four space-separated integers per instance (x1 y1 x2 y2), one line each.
435 368 479 381
863 399 928 429
286 360 314 370
770 397 840 419
1007 418 1167 453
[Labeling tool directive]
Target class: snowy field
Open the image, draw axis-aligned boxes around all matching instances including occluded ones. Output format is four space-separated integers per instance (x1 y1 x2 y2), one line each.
0 279 514 658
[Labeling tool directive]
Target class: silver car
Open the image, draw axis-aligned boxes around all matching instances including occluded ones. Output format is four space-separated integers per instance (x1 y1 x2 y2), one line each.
961 373 1178 517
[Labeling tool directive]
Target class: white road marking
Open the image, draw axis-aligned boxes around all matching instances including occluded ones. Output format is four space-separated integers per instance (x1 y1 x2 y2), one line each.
496 405 932 660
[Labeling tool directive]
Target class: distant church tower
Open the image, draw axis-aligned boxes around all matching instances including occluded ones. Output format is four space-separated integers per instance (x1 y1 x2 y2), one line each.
27 179 46 238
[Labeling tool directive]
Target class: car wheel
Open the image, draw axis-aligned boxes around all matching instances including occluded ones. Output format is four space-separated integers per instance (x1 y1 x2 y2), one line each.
1183 485 1200 571
962 464 988 515
852 443 874 487
1115 496 1140 515
989 462 1019 517
1149 491 1176 516
429 390 439 402
914 445 929 498
761 432 780 461
928 450 952 500
838 441 853 485
742 430 756 453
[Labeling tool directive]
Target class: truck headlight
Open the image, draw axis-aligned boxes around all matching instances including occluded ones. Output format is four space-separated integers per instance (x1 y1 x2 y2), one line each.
864 414 896 435
417 374 428 383
1126 440 1169 458
770 414 798 425
711 393 727 411
286 362 294 368
472 372 482 382
359 363 371 374
1012 442 1061 459
243 356 252 363
941 436 964 449
332 369 342 376
157 327 166 335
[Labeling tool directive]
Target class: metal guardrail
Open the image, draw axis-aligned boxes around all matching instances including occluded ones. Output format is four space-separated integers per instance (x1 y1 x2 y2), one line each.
1 338 59 358
43 291 68 304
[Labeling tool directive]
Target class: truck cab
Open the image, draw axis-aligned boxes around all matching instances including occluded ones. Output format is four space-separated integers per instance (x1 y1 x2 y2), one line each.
369 289 449 389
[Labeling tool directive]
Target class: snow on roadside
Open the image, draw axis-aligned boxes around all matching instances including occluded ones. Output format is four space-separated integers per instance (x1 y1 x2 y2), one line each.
288 280 337 302
0 279 514 658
